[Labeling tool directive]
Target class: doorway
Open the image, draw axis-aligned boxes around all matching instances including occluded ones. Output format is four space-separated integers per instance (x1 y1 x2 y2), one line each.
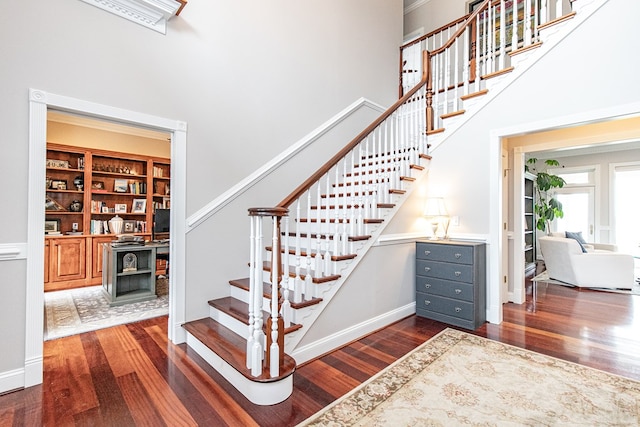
43 111 172 340
25 89 187 388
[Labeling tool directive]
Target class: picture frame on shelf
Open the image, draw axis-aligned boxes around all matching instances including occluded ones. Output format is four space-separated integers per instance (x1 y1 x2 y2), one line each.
162 197 170 209
114 203 127 213
50 179 67 190
114 179 129 193
92 181 105 191
44 218 61 234
101 206 110 213
45 196 66 211
132 199 146 214
46 159 69 169
123 220 136 233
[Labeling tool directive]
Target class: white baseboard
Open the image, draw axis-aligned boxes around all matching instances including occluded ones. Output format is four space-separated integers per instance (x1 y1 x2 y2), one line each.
0 368 25 394
291 302 416 364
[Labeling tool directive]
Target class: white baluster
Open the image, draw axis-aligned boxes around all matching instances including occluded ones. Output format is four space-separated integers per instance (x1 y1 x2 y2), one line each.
512 0 519 51
246 217 256 369
540 0 548 25
475 13 481 92
323 173 331 276
293 200 303 303
314 184 322 278
555 0 562 21
251 217 264 377
281 216 292 328
304 191 313 301
524 0 533 46
269 216 280 378
499 0 506 70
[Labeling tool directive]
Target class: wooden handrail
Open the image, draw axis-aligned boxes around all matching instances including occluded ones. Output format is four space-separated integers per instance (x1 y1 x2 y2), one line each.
400 14 470 50
431 0 490 56
277 51 430 209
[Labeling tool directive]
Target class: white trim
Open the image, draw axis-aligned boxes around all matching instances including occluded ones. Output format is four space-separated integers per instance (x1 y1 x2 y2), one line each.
0 243 27 261
291 303 416 365
404 0 434 15
0 368 24 394
185 97 386 232
78 0 183 34
375 232 489 246
24 88 187 391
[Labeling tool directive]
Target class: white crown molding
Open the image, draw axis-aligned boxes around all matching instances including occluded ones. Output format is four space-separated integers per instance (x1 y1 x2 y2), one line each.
79 0 183 34
404 0 434 15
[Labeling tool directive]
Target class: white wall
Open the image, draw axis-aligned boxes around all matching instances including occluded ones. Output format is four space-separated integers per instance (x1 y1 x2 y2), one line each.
404 0 470 39
0 0 402 389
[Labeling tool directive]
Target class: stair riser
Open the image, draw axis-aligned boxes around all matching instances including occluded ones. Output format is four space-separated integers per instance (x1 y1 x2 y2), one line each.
209 305 248 339
185 333 293 405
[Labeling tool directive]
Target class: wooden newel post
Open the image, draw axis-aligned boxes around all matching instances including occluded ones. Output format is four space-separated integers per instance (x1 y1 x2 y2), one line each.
423 50 434 133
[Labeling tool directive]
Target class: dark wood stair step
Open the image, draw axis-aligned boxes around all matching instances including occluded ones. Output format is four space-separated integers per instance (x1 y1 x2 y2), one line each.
263 261 340 283
264 246 357 262
321 189 405 198
229 278 323 309
310 203 395 209
208 297 303 335
297 217 383 224
182 317 296 383
283 231 371 242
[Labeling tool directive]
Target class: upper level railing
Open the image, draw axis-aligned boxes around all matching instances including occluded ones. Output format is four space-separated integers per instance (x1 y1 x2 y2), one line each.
402 0 573 129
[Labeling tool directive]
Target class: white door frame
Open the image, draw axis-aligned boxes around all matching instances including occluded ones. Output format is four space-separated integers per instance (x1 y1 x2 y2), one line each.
25 89 187 387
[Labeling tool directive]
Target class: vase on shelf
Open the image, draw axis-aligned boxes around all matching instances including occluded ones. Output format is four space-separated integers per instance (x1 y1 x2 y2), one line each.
109 215 124 235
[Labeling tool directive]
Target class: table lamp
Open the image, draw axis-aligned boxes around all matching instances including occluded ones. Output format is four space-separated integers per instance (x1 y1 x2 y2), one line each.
423 198 449 240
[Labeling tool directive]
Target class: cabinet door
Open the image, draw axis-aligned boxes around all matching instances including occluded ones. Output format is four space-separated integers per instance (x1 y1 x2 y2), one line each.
50 238 86 282
91 236 113 279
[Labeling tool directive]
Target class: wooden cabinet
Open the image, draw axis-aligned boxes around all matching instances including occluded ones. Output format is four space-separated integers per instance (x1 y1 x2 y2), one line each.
415 240 486 330
47 237 87 291
524 172 537 274
91 236 114 280
44 143 170 291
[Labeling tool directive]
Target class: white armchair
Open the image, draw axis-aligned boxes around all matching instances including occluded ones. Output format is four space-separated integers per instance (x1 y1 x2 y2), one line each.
538 236 634 290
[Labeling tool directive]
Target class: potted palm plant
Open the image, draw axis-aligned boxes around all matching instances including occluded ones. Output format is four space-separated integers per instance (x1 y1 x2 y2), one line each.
525 158 566 234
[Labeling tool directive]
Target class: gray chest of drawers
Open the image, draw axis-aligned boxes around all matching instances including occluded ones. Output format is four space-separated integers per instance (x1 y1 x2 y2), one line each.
415 240 486 330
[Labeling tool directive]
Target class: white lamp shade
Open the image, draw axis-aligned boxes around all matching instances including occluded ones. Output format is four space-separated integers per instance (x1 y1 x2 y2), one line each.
423 197 448 218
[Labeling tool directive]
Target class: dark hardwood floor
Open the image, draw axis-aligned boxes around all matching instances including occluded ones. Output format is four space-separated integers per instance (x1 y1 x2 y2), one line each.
2 277 640 426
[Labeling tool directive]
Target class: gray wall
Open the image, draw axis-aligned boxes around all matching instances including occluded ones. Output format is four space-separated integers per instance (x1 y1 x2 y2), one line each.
0 0 402 384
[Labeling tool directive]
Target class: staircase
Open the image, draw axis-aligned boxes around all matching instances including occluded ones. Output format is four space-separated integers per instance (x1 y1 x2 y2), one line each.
182 0 602 405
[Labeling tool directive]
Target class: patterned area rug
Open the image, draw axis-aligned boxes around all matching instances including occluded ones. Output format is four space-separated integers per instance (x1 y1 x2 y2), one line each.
298 329 640 426
44 279 169 341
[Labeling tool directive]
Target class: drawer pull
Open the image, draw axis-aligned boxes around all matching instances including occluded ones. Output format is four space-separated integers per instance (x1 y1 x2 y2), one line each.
455 307 462 313
455 253 462 259
425 300 431 305
424 267 431 272
424 283 431 289
455 289 462 294
424 250 431 256
454 271 461 277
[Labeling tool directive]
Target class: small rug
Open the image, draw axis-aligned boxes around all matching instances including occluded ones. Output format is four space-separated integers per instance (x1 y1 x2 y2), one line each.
298 328 640 426
532 271 640 295
44 281 169 340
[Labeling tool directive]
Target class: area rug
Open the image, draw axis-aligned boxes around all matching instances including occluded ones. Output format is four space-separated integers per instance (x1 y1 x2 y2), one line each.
44 281 169 341
532 271 640 295
298 328 640 426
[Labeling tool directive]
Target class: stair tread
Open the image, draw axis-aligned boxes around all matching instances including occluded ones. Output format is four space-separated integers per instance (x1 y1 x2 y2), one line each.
229 278 323 309
263 261 340 283
209 297 303 335
297 217 383 224
264 245 357 261
182 317 296 383
311 203 396 209
284 231 371 242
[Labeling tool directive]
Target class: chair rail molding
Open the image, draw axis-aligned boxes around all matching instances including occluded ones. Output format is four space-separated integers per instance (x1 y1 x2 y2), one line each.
79 0 184 34
0 243 27 261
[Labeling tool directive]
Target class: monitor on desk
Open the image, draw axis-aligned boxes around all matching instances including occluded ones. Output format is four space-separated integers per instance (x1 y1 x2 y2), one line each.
153 208 170 241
